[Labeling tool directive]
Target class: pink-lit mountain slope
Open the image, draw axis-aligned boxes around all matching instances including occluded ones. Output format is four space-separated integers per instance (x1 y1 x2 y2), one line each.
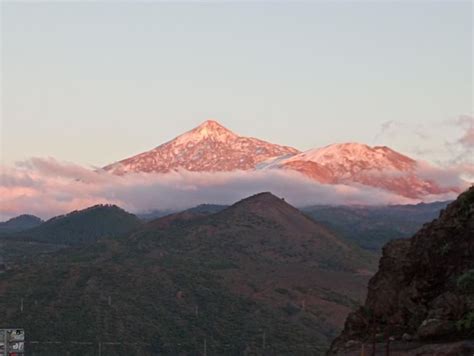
103 120 300 174
260 143 460 198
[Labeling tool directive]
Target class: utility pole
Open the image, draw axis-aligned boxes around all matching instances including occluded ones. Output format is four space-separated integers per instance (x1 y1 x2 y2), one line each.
98 341 102 356
203 338 207 356
20 298 24 313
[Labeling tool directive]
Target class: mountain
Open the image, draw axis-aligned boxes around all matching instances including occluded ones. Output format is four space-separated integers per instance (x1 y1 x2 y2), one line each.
0 193 376 354
0 214 43 233
104 120 299 174
139 200 447 251
328 186 474 355
12 204 142 245
302 201 450 251
262 143 458 198
102 120 461 199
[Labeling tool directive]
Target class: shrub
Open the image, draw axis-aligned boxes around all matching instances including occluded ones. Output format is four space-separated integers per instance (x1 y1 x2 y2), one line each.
456 311 474 331
275 288 289 295
456 270 474 294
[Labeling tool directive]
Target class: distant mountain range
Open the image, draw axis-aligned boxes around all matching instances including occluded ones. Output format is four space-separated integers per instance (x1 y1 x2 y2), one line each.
103 120 461 199
302 201 450 251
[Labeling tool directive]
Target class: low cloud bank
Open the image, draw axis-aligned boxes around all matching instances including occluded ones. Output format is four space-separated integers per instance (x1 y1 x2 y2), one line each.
0 157 466 220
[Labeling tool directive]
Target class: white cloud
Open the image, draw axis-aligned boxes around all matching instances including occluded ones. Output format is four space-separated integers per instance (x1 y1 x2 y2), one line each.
4 157 457 220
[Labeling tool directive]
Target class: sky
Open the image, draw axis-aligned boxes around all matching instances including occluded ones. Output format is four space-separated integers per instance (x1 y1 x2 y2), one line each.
1 1 472 168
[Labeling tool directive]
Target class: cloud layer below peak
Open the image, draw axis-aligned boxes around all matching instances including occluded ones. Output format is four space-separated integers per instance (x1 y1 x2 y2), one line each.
2 157 468 220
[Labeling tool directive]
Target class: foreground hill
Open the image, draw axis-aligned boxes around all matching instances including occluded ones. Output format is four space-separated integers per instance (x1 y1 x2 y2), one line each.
328 186 474 355
0 214 43 233
303 201 449 251
12 204 142 245
0 193 376 355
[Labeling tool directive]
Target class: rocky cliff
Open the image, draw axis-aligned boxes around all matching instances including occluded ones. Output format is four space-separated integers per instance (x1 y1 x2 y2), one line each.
328 186 474 355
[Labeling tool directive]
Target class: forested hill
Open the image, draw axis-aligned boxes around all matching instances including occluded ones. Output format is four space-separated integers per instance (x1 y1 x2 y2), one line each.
12 204 142 245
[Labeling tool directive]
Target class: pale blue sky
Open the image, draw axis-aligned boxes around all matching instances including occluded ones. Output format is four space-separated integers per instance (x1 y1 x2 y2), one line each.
1 1 472 167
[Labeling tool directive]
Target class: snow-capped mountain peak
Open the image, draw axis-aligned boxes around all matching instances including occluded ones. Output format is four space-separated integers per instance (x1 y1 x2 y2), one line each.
104 120 300 175
174 120 238 145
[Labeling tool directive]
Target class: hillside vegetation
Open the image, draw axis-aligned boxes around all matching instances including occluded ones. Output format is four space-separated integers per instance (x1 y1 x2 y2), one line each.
0 193 375 355
11 204 142 246
0 214 43 234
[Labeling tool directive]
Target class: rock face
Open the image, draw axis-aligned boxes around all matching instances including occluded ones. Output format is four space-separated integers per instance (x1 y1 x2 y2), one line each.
328 186 474 355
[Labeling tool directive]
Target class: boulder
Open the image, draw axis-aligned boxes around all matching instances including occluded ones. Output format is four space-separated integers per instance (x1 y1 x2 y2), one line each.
417 318 456 339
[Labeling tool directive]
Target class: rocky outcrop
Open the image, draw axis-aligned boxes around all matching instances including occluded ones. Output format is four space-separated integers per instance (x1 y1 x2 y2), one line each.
328 186 474 355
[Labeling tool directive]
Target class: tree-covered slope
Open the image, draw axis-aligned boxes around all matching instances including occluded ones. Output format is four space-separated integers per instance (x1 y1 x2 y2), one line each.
12 204 142 245
0 214 43 234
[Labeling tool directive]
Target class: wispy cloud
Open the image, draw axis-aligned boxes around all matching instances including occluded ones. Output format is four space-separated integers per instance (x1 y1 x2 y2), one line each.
443 116 474 176
373 120 398 142
372 115 474 179
455 115 474 149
